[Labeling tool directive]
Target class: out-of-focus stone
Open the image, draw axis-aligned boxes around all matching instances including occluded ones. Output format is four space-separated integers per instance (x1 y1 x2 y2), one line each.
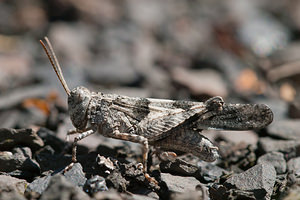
26 174 51 195
0 175 28 194
268 120 300 140
0 128 44 152
170 67 228 97
287 157 300 175
289 100 300 118
83 175 108 195
258 137 300 157
39 174 90 200
37 128 65 153
64 163 87 188
0 147 40 174
257 152 286 174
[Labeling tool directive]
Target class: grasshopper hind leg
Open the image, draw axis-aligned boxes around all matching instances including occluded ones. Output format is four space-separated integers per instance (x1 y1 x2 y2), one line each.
107 128 158 184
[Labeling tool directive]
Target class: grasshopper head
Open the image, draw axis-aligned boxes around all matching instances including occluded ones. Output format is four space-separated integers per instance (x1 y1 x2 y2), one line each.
68 86 92 130
40 37 92 131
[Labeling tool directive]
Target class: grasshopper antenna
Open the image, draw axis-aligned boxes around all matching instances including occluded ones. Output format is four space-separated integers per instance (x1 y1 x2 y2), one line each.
40 37 71 96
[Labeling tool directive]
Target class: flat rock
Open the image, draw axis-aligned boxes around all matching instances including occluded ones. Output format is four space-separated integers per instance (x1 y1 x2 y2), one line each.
257 152 287 174
0 128 44 152
258 137 300 157
160 173 201 193
268 119 300 140
224 163 276 200
40 174 90 200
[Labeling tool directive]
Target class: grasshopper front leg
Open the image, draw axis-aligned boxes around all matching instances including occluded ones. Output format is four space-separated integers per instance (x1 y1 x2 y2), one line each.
64 128 96 172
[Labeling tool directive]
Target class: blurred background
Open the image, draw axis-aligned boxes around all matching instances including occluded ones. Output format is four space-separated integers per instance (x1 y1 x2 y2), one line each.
0 0 299 139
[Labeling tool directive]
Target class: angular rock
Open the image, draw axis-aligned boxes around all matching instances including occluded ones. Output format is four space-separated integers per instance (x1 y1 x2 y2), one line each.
64 163 87 188
39 174 90 200
258 137 300 158
37 128 65 153
105 170 128 192
0 128 44 152
160 173 201 193
198 162 227 182
257 152 287 174
0 147 40 175
160 158 198 177
268 120 300 140
224 164 276 200
26 174 52 195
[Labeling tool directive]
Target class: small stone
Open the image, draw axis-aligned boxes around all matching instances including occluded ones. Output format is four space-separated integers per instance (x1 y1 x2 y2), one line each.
96 154 115 172
39 174 90 200
268 120 300 140
64 163 87 188
224 164 276 200
197 162 227 182
26 174 51 195
160 173 201 193
105 170 128 192
0 128 44 152
257 152 287 174
84 175 108 195
160 158 198 177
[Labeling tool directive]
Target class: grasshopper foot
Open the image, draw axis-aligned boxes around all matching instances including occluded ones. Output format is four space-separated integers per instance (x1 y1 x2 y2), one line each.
63 162 75 173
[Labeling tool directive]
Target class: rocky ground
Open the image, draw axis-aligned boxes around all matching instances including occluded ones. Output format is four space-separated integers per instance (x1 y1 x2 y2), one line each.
0 0 300 199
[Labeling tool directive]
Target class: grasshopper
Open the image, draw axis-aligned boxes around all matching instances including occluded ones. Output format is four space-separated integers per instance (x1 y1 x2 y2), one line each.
40 37 273 182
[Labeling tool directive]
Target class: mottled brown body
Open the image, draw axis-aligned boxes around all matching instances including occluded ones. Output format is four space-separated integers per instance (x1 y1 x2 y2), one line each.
40 37 274 182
